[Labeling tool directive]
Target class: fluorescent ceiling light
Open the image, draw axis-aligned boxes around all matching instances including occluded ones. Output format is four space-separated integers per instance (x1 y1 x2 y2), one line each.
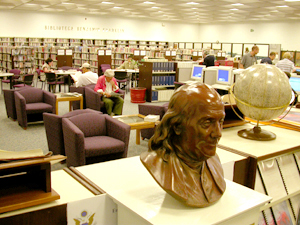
230 8 239 10
102 1 114 4
113 6 121 8
152 6 159 8
192 8 197 9
232 3 244 6
277 5 288 7
144 1 155 4
187 2 199 5
285 0 300 1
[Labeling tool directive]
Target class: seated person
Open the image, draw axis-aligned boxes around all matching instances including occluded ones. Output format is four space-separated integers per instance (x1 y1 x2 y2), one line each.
42 58 54 72
117 54 138 70
73 63 98 87
275 52 296 78
94 69 124 116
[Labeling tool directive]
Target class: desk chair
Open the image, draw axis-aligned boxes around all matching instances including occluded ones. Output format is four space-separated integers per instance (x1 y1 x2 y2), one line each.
13 74 34 88
1 69 21 92
45 72 64 93
114 71 130 93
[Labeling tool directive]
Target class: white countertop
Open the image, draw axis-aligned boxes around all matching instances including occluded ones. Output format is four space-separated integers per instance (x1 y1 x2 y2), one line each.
219 123 300 159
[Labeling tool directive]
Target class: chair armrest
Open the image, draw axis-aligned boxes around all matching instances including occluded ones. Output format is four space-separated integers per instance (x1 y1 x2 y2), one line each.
85 87 104 111
105 115 131 158
43 91 56 114
62 118 86 167
14 91 27 128
118 89 125 99
138 104 166 119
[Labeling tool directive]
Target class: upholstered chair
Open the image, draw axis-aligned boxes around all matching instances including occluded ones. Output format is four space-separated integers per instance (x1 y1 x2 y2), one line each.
14 87 56 129
85 86 125 114
43 109 102 156
62 113 130 167
3 86 32 120
138 103 169 140
69 83 95 110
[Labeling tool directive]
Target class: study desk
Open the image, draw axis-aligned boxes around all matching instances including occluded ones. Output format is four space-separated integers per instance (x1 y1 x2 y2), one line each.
76 156 271 225
0 73 14 90
55 71 77 92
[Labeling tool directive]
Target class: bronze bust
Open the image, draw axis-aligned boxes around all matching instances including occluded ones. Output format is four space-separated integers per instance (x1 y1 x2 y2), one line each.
140 83 226 207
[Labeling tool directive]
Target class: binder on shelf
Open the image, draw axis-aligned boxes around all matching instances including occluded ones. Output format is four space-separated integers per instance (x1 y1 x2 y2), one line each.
258 159 287 202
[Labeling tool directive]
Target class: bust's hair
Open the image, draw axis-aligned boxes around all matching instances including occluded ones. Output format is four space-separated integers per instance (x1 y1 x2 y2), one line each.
149 83 222 161
252 45 259 51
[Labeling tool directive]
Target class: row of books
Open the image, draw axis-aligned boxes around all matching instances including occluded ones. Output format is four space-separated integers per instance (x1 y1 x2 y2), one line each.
151 89 174 102
152 62 175 72
152 75 175 86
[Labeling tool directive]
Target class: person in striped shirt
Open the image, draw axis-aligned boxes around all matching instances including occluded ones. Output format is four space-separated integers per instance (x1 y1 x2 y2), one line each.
275 52 296 78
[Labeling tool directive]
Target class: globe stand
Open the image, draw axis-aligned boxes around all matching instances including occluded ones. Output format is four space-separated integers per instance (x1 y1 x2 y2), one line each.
237 123 276 141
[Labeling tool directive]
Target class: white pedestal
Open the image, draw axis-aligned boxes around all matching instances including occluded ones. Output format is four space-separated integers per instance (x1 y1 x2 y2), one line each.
77 157 271 225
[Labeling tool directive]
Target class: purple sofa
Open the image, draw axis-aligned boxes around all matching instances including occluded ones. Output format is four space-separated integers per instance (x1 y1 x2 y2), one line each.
62 113 131 167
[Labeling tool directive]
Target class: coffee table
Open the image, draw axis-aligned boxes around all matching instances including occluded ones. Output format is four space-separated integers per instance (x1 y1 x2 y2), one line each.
54 93 83 115
113 114 157 145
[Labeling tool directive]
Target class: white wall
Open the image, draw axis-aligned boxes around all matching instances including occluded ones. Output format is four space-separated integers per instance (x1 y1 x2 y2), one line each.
1 10 298 50
198 21 300 50
0 10 199 42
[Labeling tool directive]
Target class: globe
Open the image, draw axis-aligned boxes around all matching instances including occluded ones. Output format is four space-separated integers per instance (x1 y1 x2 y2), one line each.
232 64 292 140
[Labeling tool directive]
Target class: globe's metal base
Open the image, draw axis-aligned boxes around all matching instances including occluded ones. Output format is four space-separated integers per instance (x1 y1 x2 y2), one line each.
237 126 276 141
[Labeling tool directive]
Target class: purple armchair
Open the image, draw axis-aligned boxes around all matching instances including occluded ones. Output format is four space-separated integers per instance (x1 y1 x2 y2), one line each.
3 86 32 120
138 103 169 140
43 109 102 156
14 87 56 129
69 84 95 110
62 113 131 167
85 86 125 114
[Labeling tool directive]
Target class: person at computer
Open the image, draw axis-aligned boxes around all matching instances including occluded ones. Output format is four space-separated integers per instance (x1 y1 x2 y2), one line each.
140 83 226 207
73 63 98 87
94 69 124 116
260 52 276 65
240 45 259 69
275 52 296 78
42 58 54 72
202 50 215 67
117 54 138 70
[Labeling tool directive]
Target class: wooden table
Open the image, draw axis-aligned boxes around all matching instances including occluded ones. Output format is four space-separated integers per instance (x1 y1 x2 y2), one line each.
113 114 156 145
54 93 83 115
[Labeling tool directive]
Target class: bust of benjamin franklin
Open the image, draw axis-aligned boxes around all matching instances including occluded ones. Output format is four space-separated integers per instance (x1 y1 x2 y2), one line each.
140 83 226 207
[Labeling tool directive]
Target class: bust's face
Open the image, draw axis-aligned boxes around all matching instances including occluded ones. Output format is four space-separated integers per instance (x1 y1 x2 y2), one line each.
181 102 225 161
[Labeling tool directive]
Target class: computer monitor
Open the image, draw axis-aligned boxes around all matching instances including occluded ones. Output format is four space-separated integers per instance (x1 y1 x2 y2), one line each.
215 66 233 85
289 75 300 94
190 65 206 82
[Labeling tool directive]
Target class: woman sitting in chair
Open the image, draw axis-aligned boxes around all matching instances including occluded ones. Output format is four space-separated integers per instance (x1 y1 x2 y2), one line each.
42 58 54 73
94 69 124 116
